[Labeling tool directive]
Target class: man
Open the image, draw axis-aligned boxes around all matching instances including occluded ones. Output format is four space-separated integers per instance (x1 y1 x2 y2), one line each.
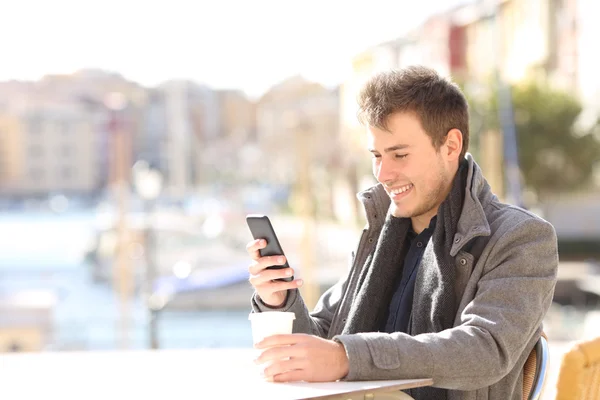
246 66 558 399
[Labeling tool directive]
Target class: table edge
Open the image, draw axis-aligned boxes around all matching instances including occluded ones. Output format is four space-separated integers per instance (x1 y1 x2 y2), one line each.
298 378 434 400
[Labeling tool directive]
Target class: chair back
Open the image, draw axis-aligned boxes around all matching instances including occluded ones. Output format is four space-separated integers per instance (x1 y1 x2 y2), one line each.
523 333 549 400
555 335 600 400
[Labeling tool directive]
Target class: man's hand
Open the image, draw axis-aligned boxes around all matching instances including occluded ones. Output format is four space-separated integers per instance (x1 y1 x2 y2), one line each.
246 239 303 307
254 334 349 382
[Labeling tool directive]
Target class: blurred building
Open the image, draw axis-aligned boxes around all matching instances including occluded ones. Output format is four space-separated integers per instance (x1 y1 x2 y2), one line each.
576 0 600 128
186 83 221 184
163 80 198 197
138 88 169 176
403 13 468 80
141 80 220 198
0 69 148 199
497 0 553 83
3 104 100 197
212 89 257 181
0 113 22 192
458 0 580 91
216 90 256 142
256 76 340 217
547 0 579 90
256 76 339 183
138 82 258 198
66 70 149 194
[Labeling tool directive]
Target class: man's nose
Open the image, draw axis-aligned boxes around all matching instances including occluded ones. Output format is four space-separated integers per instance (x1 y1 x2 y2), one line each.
375 157 395 184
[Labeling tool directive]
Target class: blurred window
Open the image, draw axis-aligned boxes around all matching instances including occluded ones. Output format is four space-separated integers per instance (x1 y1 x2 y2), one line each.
61 167 73 180
29 167 43 181
29 145 43 157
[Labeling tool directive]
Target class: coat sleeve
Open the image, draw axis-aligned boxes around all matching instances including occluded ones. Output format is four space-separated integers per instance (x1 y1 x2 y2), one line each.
251 269 350 339
333 216 558 390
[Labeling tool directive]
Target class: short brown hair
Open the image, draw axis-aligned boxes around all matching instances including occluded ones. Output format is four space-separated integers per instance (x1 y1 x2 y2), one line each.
357 66 469 158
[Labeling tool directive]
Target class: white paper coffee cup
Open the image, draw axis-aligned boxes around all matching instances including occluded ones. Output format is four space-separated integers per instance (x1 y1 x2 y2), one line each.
248 311 296 344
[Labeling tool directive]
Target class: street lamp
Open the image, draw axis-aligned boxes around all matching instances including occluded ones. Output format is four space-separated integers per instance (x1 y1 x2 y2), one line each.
80 92 133 349
133 160 163 350
102 91 135 350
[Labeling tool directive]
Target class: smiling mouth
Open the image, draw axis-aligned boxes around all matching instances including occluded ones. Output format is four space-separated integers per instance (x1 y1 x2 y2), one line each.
390 183 413 196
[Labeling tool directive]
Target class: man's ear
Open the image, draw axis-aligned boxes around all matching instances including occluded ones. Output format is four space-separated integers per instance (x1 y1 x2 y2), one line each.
444 128 463 161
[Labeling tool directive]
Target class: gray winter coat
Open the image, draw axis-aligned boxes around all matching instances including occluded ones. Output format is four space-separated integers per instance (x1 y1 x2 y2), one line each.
251 154 559 400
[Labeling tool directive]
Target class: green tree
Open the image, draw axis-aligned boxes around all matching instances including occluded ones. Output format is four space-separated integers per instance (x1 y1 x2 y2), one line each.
474 80 600 200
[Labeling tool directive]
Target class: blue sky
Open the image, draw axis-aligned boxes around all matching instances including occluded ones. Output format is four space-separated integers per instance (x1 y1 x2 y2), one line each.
0 0 471 96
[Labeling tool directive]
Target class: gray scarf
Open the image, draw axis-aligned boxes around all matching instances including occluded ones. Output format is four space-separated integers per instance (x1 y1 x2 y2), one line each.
342 160 468 400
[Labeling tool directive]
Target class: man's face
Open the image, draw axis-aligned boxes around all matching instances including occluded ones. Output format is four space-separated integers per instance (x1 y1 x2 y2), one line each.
367 112 452 220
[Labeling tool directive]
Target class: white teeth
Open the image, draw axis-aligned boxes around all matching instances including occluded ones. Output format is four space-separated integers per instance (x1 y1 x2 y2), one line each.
391 184 413 195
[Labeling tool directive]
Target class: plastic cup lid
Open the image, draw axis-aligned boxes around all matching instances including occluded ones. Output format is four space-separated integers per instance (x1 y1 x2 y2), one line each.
248 311 296 320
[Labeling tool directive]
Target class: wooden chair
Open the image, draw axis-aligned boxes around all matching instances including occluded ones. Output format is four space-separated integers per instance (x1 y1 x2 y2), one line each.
555 335 600 400
523 334 550 400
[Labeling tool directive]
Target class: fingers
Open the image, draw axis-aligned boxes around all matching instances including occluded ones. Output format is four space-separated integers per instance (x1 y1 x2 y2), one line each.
263 358 305 382
255 337 310 367
271 369 305 383
255 333 307 350
248 255 288 276
249 266 292 283
246 239 302 306
249 276 302 308
249 274 303 294
246 239 266 259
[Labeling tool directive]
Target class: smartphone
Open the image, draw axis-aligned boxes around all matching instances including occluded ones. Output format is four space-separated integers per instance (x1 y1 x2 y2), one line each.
246 214 293 282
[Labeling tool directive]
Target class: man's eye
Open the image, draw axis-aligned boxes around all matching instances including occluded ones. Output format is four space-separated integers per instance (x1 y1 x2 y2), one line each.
395 154 408 159
372 154 381 159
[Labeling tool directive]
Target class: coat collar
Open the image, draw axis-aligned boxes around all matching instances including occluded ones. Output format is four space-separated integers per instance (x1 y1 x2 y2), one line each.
358 153 493 256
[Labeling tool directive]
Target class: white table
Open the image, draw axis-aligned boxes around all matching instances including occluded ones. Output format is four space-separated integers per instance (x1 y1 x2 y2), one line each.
0 348 432 399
